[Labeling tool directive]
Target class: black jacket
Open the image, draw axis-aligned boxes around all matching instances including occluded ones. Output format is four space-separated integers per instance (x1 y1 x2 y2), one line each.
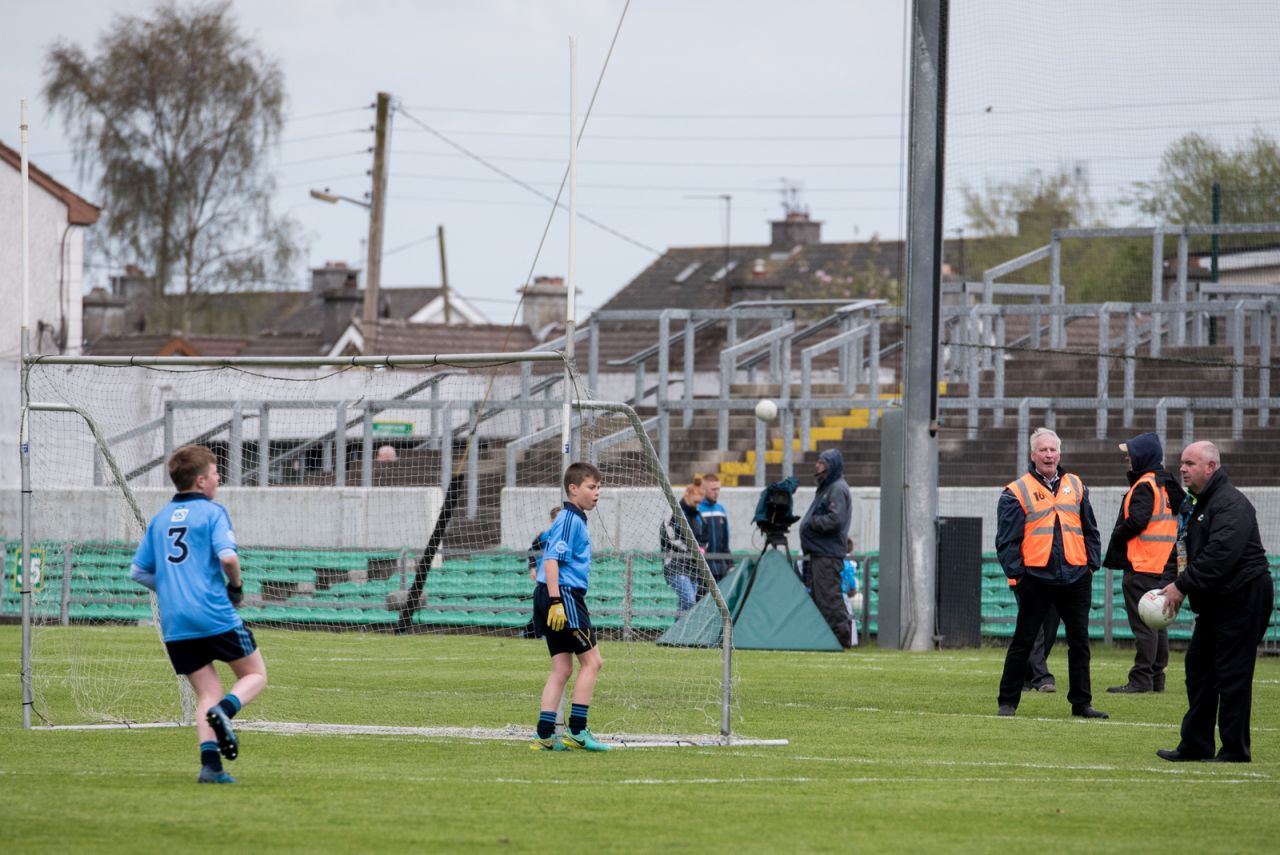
1103 468 1185 573
660 499 705 582
799 448 852 558
996 464 1101 585
1174 468 1270 611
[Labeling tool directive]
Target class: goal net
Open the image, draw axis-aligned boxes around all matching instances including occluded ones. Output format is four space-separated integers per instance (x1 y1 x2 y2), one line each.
16 353 742 745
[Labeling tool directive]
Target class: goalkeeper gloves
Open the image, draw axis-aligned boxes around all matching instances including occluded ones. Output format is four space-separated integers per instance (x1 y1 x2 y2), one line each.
226 583 243 607
547 597 567 631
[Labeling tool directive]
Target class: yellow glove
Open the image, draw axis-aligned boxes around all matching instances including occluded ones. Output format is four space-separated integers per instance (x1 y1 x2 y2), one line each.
547 597 567 632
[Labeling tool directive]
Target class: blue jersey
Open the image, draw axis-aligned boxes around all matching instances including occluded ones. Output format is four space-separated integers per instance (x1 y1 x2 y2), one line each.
536 503 592 590
131 493 242 642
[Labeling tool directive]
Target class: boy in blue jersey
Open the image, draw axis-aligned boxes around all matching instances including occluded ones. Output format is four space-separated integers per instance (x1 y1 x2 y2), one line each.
130 445 268 784
530 462 611 752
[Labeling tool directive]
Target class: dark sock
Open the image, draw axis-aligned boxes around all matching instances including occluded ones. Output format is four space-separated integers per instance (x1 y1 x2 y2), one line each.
536 710 557 739
217 694 242 719
201 741 222 771
569 704 589 734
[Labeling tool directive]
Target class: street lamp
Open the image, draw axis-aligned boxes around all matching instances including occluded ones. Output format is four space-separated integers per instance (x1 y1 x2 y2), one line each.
310 188 370 209
310 185 379 353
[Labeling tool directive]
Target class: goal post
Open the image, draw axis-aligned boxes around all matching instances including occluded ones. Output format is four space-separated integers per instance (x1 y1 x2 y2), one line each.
15 352 750 745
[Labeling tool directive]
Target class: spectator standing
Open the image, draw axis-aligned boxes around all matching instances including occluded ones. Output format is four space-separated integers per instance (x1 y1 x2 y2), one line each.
697 473 733 582
799 449 853 648
660 479 706 614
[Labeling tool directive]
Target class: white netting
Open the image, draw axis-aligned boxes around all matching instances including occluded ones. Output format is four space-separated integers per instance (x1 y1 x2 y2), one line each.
18 356 736 741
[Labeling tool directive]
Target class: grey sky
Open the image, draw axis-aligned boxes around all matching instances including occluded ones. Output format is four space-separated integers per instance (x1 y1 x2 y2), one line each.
2 1 1277 319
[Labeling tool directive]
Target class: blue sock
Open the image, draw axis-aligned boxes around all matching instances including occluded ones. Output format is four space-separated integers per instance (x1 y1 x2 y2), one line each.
200 741 222 771
569 704 589 734
536 710 557 739
217 694 242 719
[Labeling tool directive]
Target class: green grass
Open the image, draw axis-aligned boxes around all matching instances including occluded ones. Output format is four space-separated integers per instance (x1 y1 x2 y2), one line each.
2 625 1278 853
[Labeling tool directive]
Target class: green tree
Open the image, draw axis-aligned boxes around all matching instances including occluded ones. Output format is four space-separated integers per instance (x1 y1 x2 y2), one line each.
960 168 1150 303
44 0 298 334
1128 130 1280 226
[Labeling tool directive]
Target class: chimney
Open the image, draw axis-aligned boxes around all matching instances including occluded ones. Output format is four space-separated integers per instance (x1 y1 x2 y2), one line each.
83 286 127 343
322 288 363 347
109 265 154 332
517 275 570 338
770 211 822 249
312 261 361 293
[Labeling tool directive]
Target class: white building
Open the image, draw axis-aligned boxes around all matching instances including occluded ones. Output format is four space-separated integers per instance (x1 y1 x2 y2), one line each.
0 139 99 489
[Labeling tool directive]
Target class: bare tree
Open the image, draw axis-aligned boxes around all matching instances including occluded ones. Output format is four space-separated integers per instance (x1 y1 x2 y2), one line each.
45 0 299 334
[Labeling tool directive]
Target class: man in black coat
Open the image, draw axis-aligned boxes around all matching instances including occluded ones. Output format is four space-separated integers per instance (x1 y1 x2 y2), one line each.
1103 431 1185 693
1157 441 1274 763
799 448 853 647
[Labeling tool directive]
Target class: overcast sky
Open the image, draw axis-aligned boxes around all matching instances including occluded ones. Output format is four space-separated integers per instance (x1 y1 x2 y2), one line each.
3 1 1278 320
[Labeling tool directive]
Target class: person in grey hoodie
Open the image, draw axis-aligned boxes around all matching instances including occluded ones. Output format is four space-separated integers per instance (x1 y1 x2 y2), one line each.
800 448 853 647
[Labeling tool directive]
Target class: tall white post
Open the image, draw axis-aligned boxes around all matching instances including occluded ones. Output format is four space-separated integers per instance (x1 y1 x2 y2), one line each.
19 98 34 727
561 37 578 470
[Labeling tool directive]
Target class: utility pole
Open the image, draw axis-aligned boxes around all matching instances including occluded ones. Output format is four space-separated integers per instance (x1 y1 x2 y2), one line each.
438 224 451 324
363 91 391 356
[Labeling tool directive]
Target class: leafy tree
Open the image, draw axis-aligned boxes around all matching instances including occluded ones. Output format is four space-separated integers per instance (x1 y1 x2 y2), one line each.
1128 130 1280 227
961 167 1097 240
45 0 298 333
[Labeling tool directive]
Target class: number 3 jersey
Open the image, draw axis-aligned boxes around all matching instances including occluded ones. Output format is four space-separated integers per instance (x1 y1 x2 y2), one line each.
131 492 241 641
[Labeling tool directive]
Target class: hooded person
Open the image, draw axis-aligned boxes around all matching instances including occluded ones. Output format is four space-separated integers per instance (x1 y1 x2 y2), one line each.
1104 431 1186 693
799 448 853 647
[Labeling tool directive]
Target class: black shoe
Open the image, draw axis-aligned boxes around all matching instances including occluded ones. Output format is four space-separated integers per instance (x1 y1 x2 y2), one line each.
1036 682 1056 693
1203 754 1250 764
997 705 1016 717
1106 684 1151 694
1072 706 1109 719
1156 748 1207 762
1153 675 1166 693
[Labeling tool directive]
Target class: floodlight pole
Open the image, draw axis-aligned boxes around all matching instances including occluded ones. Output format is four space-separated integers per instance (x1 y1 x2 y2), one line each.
562 38 578 470
896 0 948 650
19 98 34 728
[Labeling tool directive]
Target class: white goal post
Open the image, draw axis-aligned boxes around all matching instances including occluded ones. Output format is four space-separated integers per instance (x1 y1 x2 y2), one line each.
14 352 759 746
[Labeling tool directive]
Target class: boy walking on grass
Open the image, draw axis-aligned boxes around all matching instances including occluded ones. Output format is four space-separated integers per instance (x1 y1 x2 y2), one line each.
530 462 611 752
130 445 268 783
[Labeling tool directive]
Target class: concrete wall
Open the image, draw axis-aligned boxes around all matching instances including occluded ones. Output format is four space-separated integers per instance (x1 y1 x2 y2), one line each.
0 487 443 550
503 486 1280 557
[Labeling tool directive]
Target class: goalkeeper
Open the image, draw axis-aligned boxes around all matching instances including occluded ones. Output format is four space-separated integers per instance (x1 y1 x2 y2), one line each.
129 445 268 784
530 462 611 752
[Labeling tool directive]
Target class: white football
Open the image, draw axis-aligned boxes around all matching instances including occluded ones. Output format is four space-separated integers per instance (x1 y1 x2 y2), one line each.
1138 588 1177 630
755 399 778 422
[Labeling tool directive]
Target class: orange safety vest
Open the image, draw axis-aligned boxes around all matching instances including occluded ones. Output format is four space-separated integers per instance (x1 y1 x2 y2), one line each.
1123 471 1177 574
1006 472 1088 568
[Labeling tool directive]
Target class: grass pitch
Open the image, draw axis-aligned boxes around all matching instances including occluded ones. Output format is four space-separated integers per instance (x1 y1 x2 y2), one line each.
2 625 1277 853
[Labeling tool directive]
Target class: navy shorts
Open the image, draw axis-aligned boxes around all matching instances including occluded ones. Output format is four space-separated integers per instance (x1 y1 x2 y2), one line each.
165 626 258 675
533 584 597 656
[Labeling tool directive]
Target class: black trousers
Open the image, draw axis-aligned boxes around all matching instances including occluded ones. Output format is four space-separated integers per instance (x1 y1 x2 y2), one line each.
1120 569 1172 690
1013 584 1059 688
998 573 1094 710
1177 573 1274 761
808 555 852 648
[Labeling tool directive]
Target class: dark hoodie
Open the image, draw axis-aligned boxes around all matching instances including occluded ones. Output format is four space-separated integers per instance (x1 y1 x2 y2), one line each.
1103 431 1186 573
799 448 852 557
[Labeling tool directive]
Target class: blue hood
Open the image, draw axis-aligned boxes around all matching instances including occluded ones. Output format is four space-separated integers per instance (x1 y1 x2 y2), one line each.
1124 431 1163 473
817 448 845 487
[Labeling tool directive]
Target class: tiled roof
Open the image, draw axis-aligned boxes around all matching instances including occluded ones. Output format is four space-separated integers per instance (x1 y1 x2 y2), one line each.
0 138 100 226
85 332 326 357
274 287 441 335
369 319 542 355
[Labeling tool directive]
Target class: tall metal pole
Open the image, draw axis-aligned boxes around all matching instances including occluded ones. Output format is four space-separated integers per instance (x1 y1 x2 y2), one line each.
897 0 948 651
19 98 34 728
562 38 578 470
363 92 392 356
437 224 451 325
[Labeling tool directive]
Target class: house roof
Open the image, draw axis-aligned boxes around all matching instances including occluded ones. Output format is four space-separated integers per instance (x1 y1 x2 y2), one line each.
84 331 325 357
273 287 444 335
0 138 100 226
364 319 542 356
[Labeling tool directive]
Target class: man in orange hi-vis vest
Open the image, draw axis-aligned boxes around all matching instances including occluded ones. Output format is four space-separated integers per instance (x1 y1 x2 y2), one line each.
996 428 1106 719
1103 432 1184 694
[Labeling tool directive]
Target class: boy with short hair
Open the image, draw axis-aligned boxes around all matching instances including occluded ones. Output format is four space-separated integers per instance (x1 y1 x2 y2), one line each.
530 462 611 752
130 445 268 783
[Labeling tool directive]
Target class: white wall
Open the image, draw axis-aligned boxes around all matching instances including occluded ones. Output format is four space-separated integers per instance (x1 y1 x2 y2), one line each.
0 486 443 549
503 485 1280 557
0 159 90 490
